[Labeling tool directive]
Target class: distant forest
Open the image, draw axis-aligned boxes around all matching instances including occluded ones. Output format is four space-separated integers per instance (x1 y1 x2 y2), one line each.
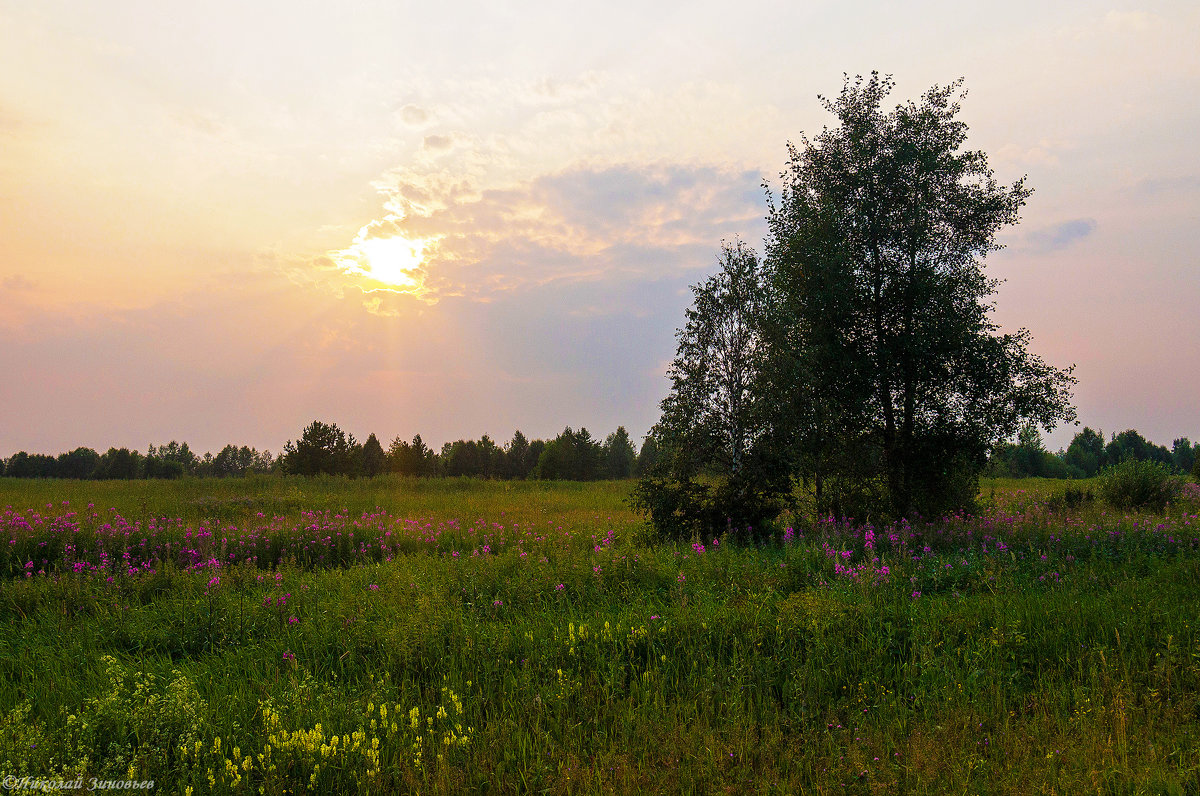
987 426 1198 480
1 421 1195 483
0 421 657 481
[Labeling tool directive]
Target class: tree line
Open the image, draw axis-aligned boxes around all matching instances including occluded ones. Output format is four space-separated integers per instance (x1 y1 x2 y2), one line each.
0 422 658 481
988 425 1200 480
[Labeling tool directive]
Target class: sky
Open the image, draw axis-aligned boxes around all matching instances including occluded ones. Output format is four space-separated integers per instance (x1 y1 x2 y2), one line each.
2 0 1198 458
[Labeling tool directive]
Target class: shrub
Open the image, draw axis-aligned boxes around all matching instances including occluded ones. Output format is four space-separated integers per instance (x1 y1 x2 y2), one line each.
1046 485 1094 512
630 475 783 543
1098 459 1176 511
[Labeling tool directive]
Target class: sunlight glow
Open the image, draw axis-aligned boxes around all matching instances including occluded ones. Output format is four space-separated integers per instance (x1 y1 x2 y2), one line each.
329 219 435 297
357 235 426 288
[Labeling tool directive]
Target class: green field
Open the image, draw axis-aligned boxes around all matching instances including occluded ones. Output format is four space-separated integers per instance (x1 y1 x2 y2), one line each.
2 476 1199 794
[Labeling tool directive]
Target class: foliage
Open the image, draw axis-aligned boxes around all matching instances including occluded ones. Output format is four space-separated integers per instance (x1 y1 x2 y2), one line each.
1097 458 1177 511
146 441 200 475
503 430 533 479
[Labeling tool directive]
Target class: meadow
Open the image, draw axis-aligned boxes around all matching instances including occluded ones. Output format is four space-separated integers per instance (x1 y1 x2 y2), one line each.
1 475 1199 794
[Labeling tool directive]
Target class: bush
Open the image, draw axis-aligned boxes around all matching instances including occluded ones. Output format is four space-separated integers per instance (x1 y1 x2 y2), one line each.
1192 455 1200 481
630 474 783 543
1098 459 1177 511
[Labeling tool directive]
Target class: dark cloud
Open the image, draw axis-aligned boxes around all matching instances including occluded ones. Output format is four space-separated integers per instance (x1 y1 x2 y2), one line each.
1025 218 1097 252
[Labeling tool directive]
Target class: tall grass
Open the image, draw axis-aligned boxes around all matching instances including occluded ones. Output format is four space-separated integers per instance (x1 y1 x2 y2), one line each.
1 476 1198 793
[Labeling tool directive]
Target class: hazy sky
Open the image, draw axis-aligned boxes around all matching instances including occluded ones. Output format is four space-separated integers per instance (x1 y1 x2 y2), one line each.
2 0 1198 457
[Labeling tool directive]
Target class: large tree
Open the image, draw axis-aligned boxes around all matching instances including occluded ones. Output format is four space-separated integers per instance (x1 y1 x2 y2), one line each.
640 74 1076 534
763 73 1076 518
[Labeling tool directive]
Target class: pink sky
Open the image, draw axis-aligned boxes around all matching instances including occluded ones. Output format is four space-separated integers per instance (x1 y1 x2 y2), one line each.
2 1 1198 457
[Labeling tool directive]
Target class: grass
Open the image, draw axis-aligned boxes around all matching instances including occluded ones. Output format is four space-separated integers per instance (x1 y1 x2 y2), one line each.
1 475 1199 794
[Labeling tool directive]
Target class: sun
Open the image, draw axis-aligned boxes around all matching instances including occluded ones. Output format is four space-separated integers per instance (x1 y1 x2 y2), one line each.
328 227 433 294
355 235 426 288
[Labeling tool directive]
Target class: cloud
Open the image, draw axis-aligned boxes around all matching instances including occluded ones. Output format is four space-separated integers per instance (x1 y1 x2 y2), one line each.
404 162 765 298
1102 10 1163 33
1024 218 1097 252
1 274 35 291
422 133 455 151
398 104 429 126
1131 175 1200 197
290 159 767 314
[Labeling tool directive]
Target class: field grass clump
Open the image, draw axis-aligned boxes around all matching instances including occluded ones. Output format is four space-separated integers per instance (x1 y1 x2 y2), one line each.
1 476 1199 793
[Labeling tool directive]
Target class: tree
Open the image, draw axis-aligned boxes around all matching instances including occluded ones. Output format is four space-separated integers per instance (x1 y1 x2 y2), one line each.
535 427 603 481
762 73 1075 518
5 451 58 478
95 447 142 480
601 427 637 479
147 441 199 475
361 433 386 477
1065 427 1106 477
282 421 355 476
1105 429 1172 467
634 434 659 477
57 447 100 479
1172 438 1195 475
210 444 263 477
633 241 792 538
504 430 533 479
639 74 1076 535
